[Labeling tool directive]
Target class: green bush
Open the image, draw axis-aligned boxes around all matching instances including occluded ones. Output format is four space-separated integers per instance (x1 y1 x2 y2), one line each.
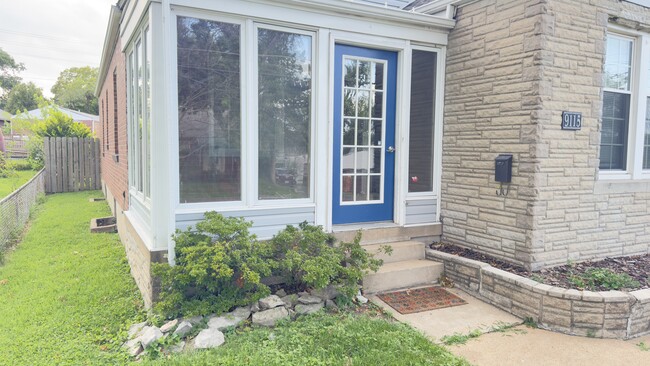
8 159 33 171
32 107 92 138
569 267 640 290
0 151 15 178
153 213 272 318
269 222 384 298
25 136 44 170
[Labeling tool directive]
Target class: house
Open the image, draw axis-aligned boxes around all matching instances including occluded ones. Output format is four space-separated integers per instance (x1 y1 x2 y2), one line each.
96 0 650 307
17 106 101 135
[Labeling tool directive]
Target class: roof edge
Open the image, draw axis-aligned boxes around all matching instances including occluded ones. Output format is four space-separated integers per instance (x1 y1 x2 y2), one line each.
95 4 123 97
413 0 478 16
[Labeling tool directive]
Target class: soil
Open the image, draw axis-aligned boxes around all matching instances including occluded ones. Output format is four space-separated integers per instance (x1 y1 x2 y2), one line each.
430 242 650 292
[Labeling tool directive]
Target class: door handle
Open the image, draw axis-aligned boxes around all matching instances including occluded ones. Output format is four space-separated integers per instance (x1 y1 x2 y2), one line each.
387 146 395 153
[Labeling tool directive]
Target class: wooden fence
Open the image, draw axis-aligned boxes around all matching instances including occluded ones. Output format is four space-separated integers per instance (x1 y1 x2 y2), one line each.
44 137 101 193
4 135 28 159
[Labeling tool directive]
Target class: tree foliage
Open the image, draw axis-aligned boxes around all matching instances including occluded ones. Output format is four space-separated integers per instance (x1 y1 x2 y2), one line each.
0 47 24 98
32 105 92 138
51 66 99 115
3 82 43 115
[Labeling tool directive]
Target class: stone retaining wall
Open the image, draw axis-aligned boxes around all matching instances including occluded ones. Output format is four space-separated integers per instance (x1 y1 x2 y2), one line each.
427 249 650 339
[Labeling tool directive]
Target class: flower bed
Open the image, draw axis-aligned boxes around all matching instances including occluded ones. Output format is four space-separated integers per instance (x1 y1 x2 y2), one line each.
426 249 650 339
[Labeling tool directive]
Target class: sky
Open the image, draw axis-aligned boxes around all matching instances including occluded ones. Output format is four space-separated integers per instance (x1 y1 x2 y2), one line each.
0 0 115 98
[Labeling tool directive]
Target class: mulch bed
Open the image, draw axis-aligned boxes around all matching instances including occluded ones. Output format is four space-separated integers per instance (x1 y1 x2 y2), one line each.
431 243 650 292
377 286 467 314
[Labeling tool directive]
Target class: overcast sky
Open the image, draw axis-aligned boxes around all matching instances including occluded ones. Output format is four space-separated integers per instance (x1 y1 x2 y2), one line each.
0 0 115 98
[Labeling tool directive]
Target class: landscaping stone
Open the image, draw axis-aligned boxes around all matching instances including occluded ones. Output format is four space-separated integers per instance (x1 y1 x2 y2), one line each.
252 306 289 327
325 299 338 310
194 328 225 349
128 321 147 339
281 294 299 308
295 302 324 315
251 302 261 313
122 338 143 357
275 289 287 297
167 341 185 354
259 295 285 310
298 294 322 305
208 306 251 330
356 293 369 304
139 326 164 348
173 321 193 338
298 291 309 296
288 308 297 320
184 315 203 326
160 319 178 333
311 285 340 300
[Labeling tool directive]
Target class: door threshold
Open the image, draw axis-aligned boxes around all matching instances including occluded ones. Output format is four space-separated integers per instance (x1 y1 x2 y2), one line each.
331 221 398 233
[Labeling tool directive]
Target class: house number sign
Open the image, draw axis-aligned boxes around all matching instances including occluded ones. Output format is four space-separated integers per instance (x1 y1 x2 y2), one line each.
561 111 582 130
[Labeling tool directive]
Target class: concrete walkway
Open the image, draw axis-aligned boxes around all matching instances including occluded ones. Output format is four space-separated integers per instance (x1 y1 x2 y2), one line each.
371 287 650 365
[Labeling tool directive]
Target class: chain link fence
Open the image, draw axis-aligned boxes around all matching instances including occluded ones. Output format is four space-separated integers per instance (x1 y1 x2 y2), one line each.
0 170 45 259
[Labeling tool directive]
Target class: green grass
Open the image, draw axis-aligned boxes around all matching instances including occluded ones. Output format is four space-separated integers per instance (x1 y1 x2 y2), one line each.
0 169 38 199
0 191 144 365
144 312 468 366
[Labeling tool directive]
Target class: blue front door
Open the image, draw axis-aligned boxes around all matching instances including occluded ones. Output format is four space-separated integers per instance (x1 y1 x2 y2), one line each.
332 44 397 225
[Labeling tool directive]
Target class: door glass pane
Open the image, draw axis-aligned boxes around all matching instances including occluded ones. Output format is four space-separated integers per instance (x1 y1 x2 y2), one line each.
600 91 629 170
177 17 241 203
341 56 386 203
408 50 437 193
258 28 312 200
644 98 650 170
604 35 632 91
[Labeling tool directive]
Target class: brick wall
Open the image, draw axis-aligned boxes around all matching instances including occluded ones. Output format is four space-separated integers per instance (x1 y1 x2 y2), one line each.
98 38 129 213
442 0 650 270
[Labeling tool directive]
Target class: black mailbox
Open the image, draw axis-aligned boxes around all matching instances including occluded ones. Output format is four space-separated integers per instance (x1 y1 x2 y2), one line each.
495 154 512 183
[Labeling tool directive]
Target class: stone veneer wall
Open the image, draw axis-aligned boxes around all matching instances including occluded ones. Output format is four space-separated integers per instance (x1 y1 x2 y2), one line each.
442 0 650 270
427 249 650 339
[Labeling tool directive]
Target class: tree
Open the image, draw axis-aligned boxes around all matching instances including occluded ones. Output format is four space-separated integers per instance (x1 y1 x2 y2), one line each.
3 82 44 114
0 47 24 98
32 105 92 138
51 66 99 115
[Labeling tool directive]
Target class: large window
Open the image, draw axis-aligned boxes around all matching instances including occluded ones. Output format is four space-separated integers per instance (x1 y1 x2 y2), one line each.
177 15 314 205
408 49 437 193
127 25 152 200
601 31 650 177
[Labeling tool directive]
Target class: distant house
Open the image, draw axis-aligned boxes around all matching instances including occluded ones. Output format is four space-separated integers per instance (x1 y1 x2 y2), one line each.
16 106 100 135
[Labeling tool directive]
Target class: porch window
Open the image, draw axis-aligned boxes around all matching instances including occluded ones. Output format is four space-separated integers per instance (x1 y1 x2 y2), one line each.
408 49 437 193
177 17 242 203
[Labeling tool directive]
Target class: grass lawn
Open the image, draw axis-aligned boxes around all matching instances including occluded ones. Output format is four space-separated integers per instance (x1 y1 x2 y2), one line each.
145 312 469 366
0 191 144 365
0 169 39 199
0 190 467 366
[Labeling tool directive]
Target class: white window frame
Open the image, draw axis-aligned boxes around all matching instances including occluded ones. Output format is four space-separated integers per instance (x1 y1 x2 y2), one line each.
172 8 317 210
126 20 153 206
600 27 650 181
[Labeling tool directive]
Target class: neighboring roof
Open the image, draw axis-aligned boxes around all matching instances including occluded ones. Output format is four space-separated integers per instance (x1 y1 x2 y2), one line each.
0 109 11 121
16 106 99 123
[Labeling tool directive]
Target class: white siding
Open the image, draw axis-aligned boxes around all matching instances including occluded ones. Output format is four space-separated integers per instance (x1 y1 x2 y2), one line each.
176 206 316 239
405 198 437 225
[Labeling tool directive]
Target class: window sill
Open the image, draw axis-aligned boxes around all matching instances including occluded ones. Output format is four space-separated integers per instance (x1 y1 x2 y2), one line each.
594 179 650 194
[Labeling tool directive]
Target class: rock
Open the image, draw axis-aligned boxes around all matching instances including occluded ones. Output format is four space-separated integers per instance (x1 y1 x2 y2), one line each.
160 319 178 333
252 306 289 327
275 288 287 297
194 328 225 349
173 321 193 338
139 326 164 348
258 295 285 310
128 321 147 339
167 341 185 354
288 308 297 320
207 306 251 330
298 291 309 296
310 285 340 301
298 295 322 305
356 294 369 304
295 302 324 315
183 315 203 326
122 338 143 357
280 294 299 308
251 302 261 313
325 299 338 310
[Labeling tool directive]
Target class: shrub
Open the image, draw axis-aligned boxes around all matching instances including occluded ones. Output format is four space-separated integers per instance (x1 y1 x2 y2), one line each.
8 159 33 171
569 267 640 290
32 107 92 138
0 151 15 178
25 136 44 170
153 213 272 318
268 222 385 299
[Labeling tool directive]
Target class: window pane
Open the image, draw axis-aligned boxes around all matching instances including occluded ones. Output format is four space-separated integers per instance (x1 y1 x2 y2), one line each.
144 28 152 198
177 17 241 203
600 92 629 170
604 35 632 91
136 40 143 192
408 50 437 192
643 98 650 169
258 29 312 200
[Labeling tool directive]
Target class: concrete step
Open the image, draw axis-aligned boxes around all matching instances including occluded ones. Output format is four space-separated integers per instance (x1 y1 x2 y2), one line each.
332 224 441 245
363 259 443 294
364 240 424 264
